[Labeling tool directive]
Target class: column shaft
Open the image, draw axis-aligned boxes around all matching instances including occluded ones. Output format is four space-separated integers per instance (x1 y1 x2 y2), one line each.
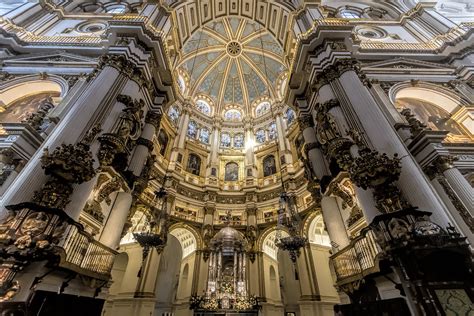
99 192 133 248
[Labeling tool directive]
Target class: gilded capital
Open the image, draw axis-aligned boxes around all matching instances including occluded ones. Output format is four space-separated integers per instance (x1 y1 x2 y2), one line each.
298 115 314 129
434 155 457 173
145 111 162 129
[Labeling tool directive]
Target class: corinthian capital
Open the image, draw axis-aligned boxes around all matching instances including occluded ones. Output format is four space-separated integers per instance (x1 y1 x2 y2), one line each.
145 111 162 129
298 115 314 129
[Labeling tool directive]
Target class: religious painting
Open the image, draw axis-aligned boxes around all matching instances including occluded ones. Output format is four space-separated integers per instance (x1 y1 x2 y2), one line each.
255 101 270 117
396 98 469 140
263 155 277 177
187 153 201 175
224 162 239 181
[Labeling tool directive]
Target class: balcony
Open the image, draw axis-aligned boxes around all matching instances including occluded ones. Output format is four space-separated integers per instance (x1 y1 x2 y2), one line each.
0 203 116 281
330 229 382 285
57 224 117 279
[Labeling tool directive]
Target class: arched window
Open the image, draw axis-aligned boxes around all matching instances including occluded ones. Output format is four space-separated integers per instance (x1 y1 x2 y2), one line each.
255 101 271 117
263 155 277 177
268 122 277 140
187 153 201 175
224 109 242 121
395 98 471 141
106 4 126 14
157 129 169 156
177 75 186 93
168 106 180 124
187 121 198 138
286 108 295 125
256 129 266 143
224 162 239 181
220 132 231 147
234 133 244 148
339 10 361 19
196 100 211 116
200 128 210 144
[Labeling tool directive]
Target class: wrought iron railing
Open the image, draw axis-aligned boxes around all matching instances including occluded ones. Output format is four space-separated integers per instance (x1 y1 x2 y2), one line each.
330 229 382 284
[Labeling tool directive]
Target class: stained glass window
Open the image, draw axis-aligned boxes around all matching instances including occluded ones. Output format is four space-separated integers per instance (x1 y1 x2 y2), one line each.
234 133 244 148
286 108 295 125
340 10 360 19
255 101 271 117
187 121 198 138
220 132 231 147
106 5 126 13
268 122 277 140
200 128 210 144
224 109 242 121
256 129 266 143
168 106 180 124
177 75 186 93
196 100 211 116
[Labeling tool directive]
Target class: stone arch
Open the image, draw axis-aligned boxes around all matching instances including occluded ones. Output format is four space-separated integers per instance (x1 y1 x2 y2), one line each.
0 76 67 124
258 226 289 260
169 222 203 253
390 81 473 138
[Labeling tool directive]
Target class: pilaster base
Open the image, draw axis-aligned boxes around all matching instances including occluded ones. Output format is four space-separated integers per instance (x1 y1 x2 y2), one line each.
102 297 156 316
299 300 336 316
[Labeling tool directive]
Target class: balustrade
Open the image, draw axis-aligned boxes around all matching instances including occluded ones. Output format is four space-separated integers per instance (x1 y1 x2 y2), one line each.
330 229 381 283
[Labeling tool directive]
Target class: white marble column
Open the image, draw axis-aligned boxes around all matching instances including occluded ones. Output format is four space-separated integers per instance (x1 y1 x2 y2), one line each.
436 156 474 214
99 192 133 248
128 111 161 176
298 114 329 179
336 69 452 226
321 196 350 249
0 65 126 219
177 108 190 149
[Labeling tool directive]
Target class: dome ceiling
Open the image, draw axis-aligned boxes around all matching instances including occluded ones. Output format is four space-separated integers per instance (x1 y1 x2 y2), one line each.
176 17 288 118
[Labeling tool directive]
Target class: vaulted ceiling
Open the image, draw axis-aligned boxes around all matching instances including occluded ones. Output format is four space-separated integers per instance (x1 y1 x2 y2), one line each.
176 16 288 117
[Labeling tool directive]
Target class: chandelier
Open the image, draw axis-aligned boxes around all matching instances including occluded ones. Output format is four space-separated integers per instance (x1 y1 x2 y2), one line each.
134 187 169 269
275 191 307 263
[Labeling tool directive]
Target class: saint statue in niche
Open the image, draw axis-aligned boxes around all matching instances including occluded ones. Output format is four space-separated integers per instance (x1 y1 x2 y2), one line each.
224 162 239 181
263 155 277 177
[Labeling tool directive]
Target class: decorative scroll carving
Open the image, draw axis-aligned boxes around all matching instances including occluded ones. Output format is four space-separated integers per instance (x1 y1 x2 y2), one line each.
297 115 314 129
21 96 56 132
145 111 162 129
349 148 405 213
400 108 429 137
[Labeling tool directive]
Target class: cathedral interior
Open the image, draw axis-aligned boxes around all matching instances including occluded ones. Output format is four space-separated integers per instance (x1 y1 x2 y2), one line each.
0 0 473 315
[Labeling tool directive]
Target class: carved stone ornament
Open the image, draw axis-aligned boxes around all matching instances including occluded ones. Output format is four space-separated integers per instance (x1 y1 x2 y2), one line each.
349 148 405 213
297 115 314 129
96 54 148 86
400 108 429 137
145 111 163 129
21 96 55 132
